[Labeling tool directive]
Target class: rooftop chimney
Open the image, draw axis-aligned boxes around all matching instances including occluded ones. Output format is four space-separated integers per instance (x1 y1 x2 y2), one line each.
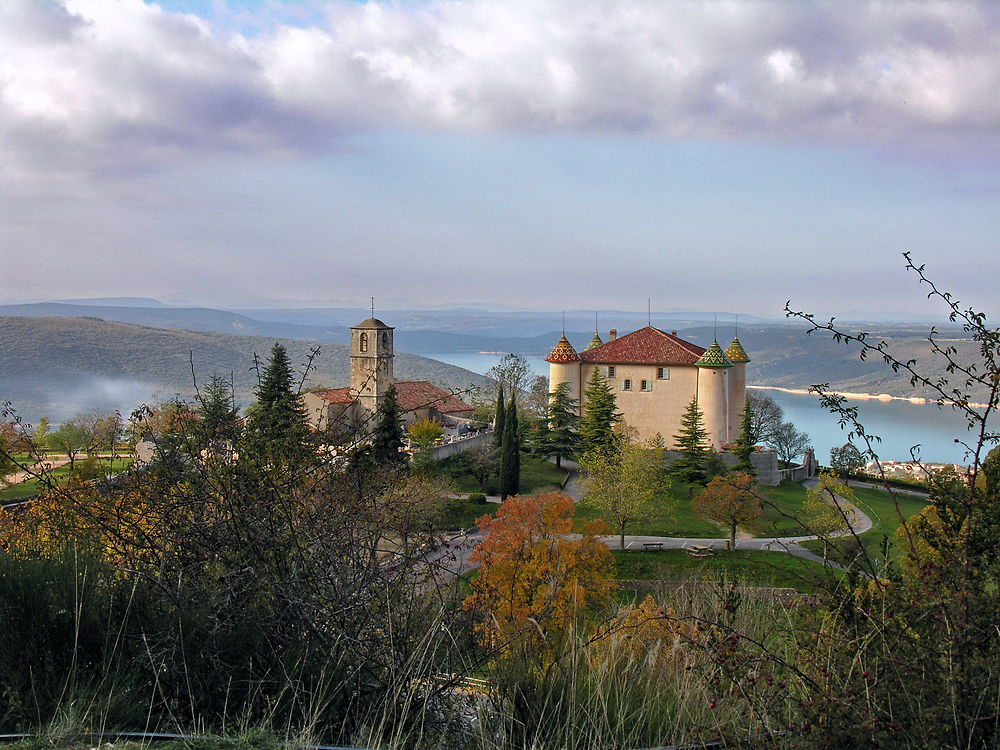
609 329 617 341
671 330 677 336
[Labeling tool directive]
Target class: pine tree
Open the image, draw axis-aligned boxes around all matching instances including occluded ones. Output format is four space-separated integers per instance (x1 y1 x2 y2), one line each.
371 384 405 465
544 381 580 468
249 343 309 454
732 399 756 476
493 384 506 448
196 373 239 444
499 396 520 499
579 367 620 456
671 397 710 495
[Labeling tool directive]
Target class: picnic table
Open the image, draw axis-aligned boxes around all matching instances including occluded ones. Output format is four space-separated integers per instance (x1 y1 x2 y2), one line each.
683 543 715 558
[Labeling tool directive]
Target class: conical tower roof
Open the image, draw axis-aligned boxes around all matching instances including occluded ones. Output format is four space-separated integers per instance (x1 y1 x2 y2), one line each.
695 339 734 368
725 336 750 363
545 335 581 363
585 332 603 350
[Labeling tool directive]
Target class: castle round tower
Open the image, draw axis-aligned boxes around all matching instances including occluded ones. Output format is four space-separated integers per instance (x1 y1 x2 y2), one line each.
350 317 394 415
546 335 582 406
725 336 751 441
695 339 733 449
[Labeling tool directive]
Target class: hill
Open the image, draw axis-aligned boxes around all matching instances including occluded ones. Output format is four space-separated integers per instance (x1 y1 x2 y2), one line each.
0 316 488 423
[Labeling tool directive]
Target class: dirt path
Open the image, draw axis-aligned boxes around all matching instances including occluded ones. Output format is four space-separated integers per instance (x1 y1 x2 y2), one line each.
2 456 72 488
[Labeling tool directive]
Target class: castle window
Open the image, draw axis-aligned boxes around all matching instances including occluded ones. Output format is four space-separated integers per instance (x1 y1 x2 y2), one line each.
607 366 616 377
641 379 651 391
656 367 669 380
622 379 632 391
360 332 368 353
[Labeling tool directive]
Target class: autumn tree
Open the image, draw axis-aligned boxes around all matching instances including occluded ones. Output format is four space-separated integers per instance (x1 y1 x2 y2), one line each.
579 367 620 456
581 432 670 549
692 472 765 551
829 441 865 476
407 416 444 450
800 472 851 561
670 397 710 495
464 491 613 663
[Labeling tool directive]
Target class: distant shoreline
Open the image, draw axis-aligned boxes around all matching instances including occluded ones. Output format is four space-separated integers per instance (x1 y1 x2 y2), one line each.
749 384 989 410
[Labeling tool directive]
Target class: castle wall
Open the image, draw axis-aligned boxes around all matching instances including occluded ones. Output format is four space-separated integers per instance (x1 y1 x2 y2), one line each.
579 362 699 447
727 363 746 439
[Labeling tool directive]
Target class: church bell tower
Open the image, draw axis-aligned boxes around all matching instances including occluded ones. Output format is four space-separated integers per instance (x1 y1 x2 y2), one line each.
350 316 394 415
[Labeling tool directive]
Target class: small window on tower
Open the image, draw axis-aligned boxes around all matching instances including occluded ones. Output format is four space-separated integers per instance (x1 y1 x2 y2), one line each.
607 366 616 377
622 379 632 391
657 367 670 380
360 332 369 353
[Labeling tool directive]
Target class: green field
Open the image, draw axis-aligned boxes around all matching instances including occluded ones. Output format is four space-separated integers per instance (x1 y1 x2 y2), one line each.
612 548 835 593
433 453 568 496
437 498 494 530
1 456 134 502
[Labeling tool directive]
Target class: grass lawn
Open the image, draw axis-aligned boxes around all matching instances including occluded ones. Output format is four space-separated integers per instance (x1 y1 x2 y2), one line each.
612 549 836 594
574 482 722 538
752 481 810 537
800 485 928 566
1 456 134 502
437 498 494 531
434 453 567 496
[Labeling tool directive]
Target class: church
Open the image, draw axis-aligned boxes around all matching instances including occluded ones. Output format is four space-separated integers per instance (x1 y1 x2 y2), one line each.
546 326 750 449
303 317 475 434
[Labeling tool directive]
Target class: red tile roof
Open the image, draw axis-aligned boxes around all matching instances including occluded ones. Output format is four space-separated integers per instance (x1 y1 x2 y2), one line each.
396 381 474 414
309 382 473 414
579 326 706 365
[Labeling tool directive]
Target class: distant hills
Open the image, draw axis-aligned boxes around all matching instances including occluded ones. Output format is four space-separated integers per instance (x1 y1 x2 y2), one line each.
0 316 488 423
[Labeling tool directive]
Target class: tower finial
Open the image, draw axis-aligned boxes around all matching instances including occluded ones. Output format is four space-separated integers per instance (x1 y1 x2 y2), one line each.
595 310 598 334
714 314 717 341
562 310 566 337
371 296 375 318
648 298 651 326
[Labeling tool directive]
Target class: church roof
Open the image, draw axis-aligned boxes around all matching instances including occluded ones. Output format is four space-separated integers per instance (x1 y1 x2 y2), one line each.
546 335 581 363
695 339 734 368
725 336 751 363
353 317 392 329
579 326 705 365
585 332 603 350
308 382 473 414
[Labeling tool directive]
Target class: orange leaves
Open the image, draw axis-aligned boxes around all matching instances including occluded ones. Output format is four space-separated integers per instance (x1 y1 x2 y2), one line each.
464 491 614 661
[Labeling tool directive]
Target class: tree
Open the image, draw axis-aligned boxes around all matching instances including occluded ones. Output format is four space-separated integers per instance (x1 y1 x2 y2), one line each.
770 421 811 465
731 400 756 475
800 472 851 561
746 393 784 446
464 491 613 662
670 397 710 495
33 417 50 452
466 443 499 492
48 420 88 470
829 441 865 476
579 367 620 456
525 374 551 419
371 384 406 465
407 416 444 450
248 343 309 456
498 397 520 499
0 426 16 482
541 380 580 468
487 353 534 403
581 433 670 550
196 373 239 445
493 383 506 448
692 472 764 552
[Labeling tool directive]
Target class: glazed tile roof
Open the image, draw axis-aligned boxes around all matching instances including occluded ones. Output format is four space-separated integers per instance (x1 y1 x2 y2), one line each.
725 336 751 364
695 339 734 368
578 326 706 365
308 380 473 413
546 335 581 363
585 332 603 350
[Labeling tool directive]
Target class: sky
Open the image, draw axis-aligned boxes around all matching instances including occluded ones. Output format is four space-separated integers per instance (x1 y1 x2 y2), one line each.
1 0 998 317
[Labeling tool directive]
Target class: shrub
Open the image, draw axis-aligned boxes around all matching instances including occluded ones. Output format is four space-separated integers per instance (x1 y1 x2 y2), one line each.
468 492 488 504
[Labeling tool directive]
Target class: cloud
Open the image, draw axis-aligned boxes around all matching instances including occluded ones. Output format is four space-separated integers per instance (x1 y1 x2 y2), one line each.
1 0 998 176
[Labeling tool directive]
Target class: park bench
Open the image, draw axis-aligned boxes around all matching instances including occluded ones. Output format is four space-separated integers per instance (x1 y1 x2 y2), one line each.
642 542 664 551
683 543 715 558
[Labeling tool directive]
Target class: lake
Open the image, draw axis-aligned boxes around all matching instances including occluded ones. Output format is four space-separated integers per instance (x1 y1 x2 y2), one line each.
425 351 986 465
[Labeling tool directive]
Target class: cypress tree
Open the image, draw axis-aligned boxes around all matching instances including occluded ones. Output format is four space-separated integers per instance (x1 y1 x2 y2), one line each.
671 397 710 495
579 367 620 456
732 399 756 476
371 384 405 465
493 384 506 447
499 396 520 499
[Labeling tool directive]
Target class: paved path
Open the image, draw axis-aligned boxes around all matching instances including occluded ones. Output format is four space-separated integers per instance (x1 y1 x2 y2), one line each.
1 456 72 488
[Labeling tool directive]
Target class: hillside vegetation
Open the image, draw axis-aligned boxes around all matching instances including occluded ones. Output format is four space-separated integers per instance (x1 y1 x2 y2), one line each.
0 316 488 421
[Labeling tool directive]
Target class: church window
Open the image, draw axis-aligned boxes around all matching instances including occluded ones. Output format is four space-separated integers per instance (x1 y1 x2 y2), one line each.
607 366 616 377
360 332 369 353
622 379 632 391
382 332 389 347
656 367 670 380
641 380 651 391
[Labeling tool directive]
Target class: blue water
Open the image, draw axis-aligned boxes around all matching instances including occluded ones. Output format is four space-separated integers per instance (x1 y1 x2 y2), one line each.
427 352 987 465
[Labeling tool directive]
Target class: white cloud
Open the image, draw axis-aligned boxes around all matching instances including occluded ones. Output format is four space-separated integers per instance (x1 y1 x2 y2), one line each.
1 0 998 176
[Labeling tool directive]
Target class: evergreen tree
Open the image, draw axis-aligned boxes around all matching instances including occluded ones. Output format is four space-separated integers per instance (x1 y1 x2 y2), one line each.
196 374 239 444
498 396 520 499
671 397 710 495
249 343 309 455
732 399 756 476
543 381 580 468
371 384 406 465
493 384 506 448
579 367 620 456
